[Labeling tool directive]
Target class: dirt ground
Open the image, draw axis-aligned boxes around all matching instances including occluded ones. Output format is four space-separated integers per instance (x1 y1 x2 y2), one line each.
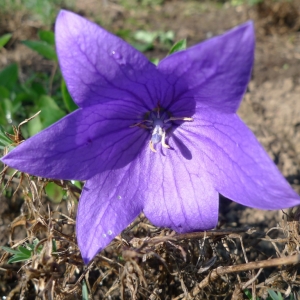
1 0 300 298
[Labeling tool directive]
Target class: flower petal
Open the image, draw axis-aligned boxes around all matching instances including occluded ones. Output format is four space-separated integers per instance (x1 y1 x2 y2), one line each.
142 146 219 233
77 161 144 264
78 140 219 264
158 21 254 113
56 10 166 110
1 102 148 180
175 107 300 209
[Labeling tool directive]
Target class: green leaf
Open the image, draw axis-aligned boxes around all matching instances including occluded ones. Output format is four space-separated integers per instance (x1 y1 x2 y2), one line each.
61 80 78 112
8 253 31 263
0 126 13 149
132 30 156 52
25 239 43 253
150 58 159 66
0 86 10 100
45 182 64 203
0 63 18 89
0 98 13 125
39 94 63 110
133 30 158 44
27 113 43 136
13 91 34 105
71 180 82 189
26 243 35 251
268 290 283 300
158 30 174 46
116 29 131 40
31 82 47 97
244 289 252 299
18 246 32 256
168 39 187 55
22 40 57 60
4 240 45 264
1 246 20 255
0 33 12 49
132 42 153 52
31 239 43 253
38 30 55 46
52 239 57 253
82 280 89 300
38 95 65 129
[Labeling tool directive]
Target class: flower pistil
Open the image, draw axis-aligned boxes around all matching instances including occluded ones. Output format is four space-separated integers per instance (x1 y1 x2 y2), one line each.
131 105 193 153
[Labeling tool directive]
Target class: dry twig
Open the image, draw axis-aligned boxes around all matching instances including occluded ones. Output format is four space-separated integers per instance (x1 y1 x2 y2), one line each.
185 254 300 299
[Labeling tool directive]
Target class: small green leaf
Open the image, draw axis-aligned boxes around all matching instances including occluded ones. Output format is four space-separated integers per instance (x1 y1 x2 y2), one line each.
244 289 252 299
158 30 174 46
27 239 43 253
168 39 187 55
0 63 18 89
134 30 158 44
0 98 13 125
116 29 132 40
132 42 153 52
71 180 82 189
38 30 55 45
32 239 43 253
0 126 13 149
18 246 32 256
27 113 43 136
31 82 47 96
38 95 65 128
52 239 57 253
61 80 78 112
22 40 57 60
268 290 284 300
132 30 156 52
45 182 64 203
26 244 35 251
82 280 89 300
0 33 12 49
14 91 34 104
26 243 39 253
1 246 20 255
32 239 39 247
150 58 159 66
8 253 31 263
3 240 46 264
0 86 10 100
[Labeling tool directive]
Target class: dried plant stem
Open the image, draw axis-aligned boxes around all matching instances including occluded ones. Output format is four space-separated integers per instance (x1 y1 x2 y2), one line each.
62 261 95 294
173 227 251 241
242 268 263 290
144 227 251 247
185 254 300 299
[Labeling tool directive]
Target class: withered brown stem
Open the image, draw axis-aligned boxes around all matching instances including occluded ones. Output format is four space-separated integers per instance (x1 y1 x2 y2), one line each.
184 254 300 299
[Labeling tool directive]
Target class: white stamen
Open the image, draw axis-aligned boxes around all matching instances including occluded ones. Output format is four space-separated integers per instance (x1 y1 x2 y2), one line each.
129 106 193 152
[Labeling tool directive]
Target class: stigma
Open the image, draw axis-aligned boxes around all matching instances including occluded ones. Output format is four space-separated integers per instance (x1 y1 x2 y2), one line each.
150 125 169 152
131 105 193 153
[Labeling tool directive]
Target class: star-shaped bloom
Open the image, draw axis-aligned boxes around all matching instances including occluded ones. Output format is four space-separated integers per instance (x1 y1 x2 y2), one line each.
2 10 300 263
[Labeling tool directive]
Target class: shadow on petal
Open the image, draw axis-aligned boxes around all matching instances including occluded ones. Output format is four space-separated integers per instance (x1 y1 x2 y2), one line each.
172 134 192 160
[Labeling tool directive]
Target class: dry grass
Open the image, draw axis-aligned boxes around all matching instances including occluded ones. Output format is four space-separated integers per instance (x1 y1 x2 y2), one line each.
0 149 300 299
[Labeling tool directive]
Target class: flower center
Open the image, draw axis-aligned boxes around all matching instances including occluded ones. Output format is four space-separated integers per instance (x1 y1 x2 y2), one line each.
131 105 193 152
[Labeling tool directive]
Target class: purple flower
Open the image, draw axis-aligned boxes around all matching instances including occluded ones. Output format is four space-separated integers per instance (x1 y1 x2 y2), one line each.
2 10 300 263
